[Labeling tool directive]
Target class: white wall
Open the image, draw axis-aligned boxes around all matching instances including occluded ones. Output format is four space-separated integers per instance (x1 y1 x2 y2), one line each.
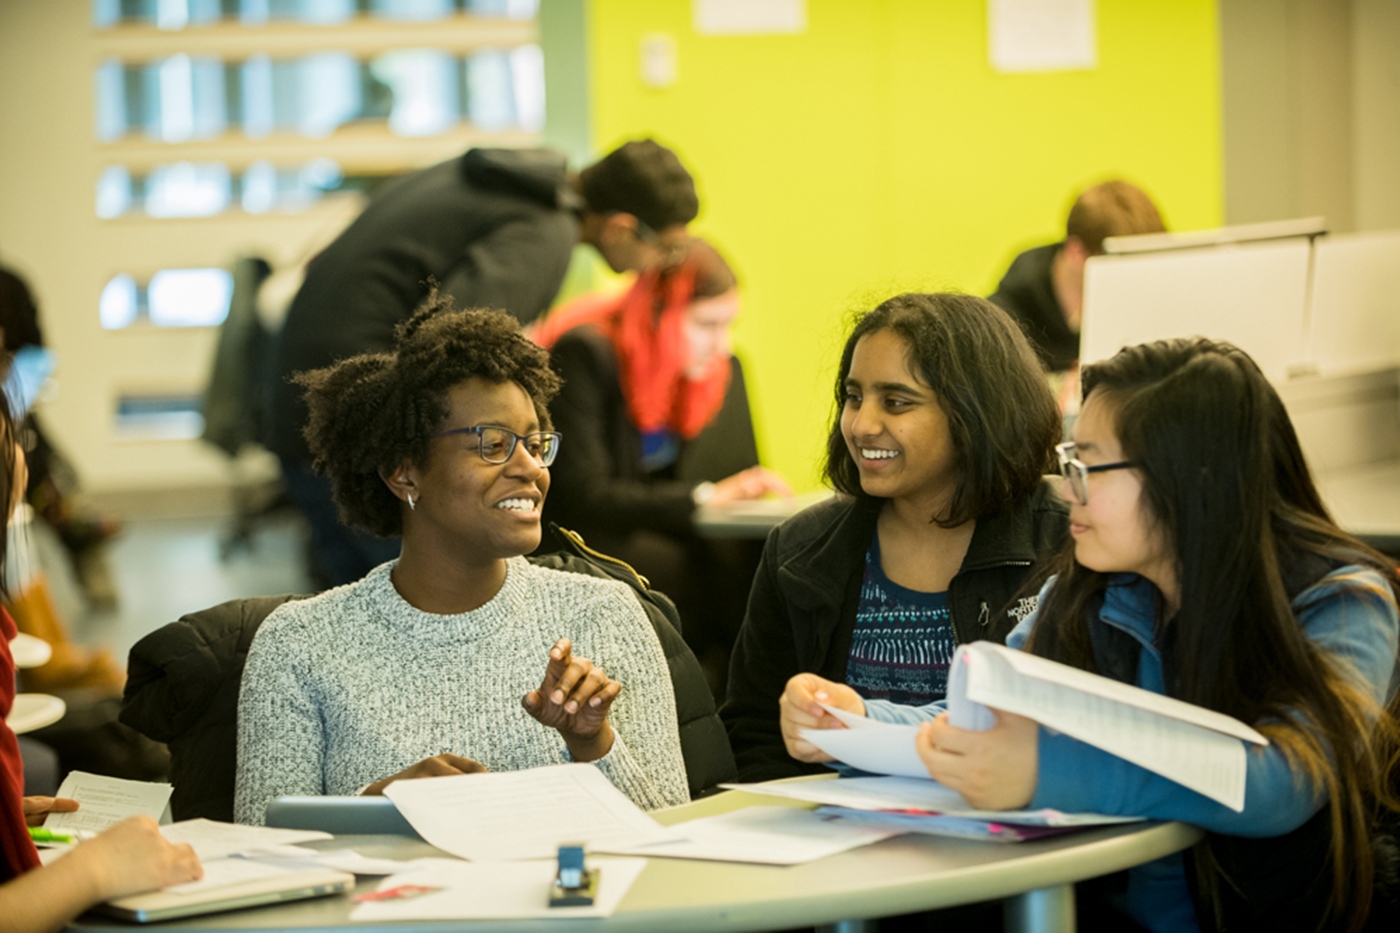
1220 0 1400 231
0 3 531 500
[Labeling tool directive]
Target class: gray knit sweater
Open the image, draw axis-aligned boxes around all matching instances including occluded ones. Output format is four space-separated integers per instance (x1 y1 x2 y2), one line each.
233 557 689 824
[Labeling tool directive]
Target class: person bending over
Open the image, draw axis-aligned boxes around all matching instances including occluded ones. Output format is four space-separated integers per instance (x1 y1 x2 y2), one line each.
800 338 1400 931
234 298 688 825
723 293 1068 782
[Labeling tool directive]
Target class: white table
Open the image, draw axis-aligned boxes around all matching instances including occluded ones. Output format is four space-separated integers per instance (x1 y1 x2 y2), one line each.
7 692 66 734
694 492 832 539
11 632 52 669
1316 459 1400 553
69 787 1200 933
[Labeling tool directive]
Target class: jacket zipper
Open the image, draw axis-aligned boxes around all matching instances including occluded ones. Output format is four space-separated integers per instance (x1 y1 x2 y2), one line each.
554 527 651 590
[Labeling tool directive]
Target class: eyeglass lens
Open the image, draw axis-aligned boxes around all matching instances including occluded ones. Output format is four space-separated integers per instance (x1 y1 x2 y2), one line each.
478 428 558 466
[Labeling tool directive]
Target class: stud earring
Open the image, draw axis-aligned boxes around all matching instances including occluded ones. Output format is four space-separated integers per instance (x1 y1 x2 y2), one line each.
406 493 416 511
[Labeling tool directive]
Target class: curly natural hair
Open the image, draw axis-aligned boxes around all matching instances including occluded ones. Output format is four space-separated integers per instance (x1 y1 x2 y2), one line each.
294 292 561 537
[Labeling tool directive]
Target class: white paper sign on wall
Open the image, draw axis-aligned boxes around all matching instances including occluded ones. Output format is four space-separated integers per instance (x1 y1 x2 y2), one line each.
988 0 1097 73
694 0 806 36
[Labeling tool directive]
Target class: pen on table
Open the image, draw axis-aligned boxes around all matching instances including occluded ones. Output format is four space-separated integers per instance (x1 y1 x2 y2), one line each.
28 827 96 845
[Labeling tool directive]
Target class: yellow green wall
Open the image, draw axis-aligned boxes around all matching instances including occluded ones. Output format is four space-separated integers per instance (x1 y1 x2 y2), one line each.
585 0 1222 489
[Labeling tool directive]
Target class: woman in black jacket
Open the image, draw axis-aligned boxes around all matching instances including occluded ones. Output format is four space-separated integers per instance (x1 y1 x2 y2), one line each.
721 293 1068 782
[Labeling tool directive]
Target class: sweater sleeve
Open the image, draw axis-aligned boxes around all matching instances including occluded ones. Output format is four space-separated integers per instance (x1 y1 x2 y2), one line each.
1033 567 1400 837
546 332 697 537
573 586 689 810
234 609 327 825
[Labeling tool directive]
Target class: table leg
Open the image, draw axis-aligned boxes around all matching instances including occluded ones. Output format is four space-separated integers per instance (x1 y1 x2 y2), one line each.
816 921 877 933
1004 884 1075 933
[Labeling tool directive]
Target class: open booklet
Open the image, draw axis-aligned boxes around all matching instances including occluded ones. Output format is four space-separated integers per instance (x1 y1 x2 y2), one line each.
801 640 1267 812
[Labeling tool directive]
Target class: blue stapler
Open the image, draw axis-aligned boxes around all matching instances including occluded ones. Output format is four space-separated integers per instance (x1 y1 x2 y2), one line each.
549 844 599 907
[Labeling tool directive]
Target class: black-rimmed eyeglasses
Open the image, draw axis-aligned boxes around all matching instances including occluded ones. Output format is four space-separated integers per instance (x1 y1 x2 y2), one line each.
432 426 562 467
1055 442 1135 506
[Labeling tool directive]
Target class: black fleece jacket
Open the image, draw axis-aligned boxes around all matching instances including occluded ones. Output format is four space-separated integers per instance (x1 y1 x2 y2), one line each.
721 481 1069 783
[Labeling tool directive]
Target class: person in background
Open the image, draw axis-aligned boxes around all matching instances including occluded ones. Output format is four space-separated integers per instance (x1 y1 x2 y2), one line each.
724 293 1067 782
536 239 791 694
989 180 1165 408
0 389 202 932
0 266 122 610
265 140 699 588
805 338 1400 931
236 300 688 825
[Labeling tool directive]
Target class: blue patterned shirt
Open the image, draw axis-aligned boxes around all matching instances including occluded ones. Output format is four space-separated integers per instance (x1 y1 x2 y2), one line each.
845 532 955 706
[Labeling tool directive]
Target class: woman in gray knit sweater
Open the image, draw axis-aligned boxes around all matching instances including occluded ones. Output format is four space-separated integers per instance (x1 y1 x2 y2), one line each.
233 297 689 825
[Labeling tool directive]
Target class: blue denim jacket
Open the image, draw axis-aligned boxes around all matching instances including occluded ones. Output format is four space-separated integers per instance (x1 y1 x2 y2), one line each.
864 565 1399 932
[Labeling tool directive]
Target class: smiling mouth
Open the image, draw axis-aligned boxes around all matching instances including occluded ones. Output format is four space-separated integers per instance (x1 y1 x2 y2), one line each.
859 448 899 461
495 497 540 513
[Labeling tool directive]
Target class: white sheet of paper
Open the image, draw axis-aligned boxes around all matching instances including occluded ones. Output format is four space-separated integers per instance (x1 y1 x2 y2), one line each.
799 716 928 779
384 763 681 862
233 846 412 875
956 642 1262 811
159 819 332 862
722 776 1140 827
988 0 1097 73
599 805 903 864
45 771 172 834
161 857 302 896
348 856 647 921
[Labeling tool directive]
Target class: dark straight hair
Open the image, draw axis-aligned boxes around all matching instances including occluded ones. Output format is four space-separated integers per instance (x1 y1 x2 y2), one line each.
824 292 1059 526
0 376 15 599
1025 337 1400 930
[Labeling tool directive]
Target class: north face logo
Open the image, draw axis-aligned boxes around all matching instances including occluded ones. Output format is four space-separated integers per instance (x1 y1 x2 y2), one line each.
1007 595 1039 624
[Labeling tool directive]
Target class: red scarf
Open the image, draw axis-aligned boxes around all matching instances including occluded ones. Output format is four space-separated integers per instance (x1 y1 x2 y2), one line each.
536 267 731 440
1 608 40 879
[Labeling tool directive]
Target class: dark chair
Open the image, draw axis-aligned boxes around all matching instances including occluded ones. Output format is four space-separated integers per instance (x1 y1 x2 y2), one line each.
120 545 736 823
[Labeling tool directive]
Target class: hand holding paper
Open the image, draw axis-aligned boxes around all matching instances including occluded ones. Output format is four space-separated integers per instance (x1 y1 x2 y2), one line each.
779 673 865 763
915 709 1041 810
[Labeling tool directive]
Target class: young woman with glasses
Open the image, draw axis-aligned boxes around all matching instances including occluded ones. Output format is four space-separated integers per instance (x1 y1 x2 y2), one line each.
840 338 1399 930
233 298 688 824
722 292 1069 782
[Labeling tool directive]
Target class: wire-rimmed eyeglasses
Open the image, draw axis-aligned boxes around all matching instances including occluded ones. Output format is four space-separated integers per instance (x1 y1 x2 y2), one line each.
432 426 562 467
1054 442 1135 505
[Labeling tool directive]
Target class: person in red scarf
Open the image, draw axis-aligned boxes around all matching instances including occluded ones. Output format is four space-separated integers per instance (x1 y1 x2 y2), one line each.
538 239 790 693
0 392 201 930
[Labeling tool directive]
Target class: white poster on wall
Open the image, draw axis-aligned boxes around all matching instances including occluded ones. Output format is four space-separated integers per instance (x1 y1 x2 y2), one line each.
988 0 1097 73
694 0 806 36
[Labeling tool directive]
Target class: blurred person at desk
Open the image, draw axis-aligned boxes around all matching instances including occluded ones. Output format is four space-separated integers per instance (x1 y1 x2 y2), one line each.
724 294 1068 782
236 300 688 825
988 180 1165 411
265 140 699 588
0 386 202 932
534 239 791 695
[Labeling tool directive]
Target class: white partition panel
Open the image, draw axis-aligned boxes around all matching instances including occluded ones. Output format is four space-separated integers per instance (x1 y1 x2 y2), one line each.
1306 230 1400 376
1080 238 1313 382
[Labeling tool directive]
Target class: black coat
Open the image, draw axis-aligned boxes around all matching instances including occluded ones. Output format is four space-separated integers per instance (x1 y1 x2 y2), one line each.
266 148 581 463
120 536 736 822
720 482 1069 783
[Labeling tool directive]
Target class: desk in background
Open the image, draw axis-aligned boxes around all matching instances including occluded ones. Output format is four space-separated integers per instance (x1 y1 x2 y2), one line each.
694 492 832 540
70 786 1200 933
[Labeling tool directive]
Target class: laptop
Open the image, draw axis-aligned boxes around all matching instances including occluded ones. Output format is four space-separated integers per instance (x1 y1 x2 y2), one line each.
264 795 420 837
98 868 354 923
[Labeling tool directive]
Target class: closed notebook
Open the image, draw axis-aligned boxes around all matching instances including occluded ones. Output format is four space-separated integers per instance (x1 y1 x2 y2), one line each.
98 866 354 923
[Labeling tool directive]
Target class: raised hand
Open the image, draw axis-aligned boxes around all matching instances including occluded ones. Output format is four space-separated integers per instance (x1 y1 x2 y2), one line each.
778 672 866 763
522 638 621 762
